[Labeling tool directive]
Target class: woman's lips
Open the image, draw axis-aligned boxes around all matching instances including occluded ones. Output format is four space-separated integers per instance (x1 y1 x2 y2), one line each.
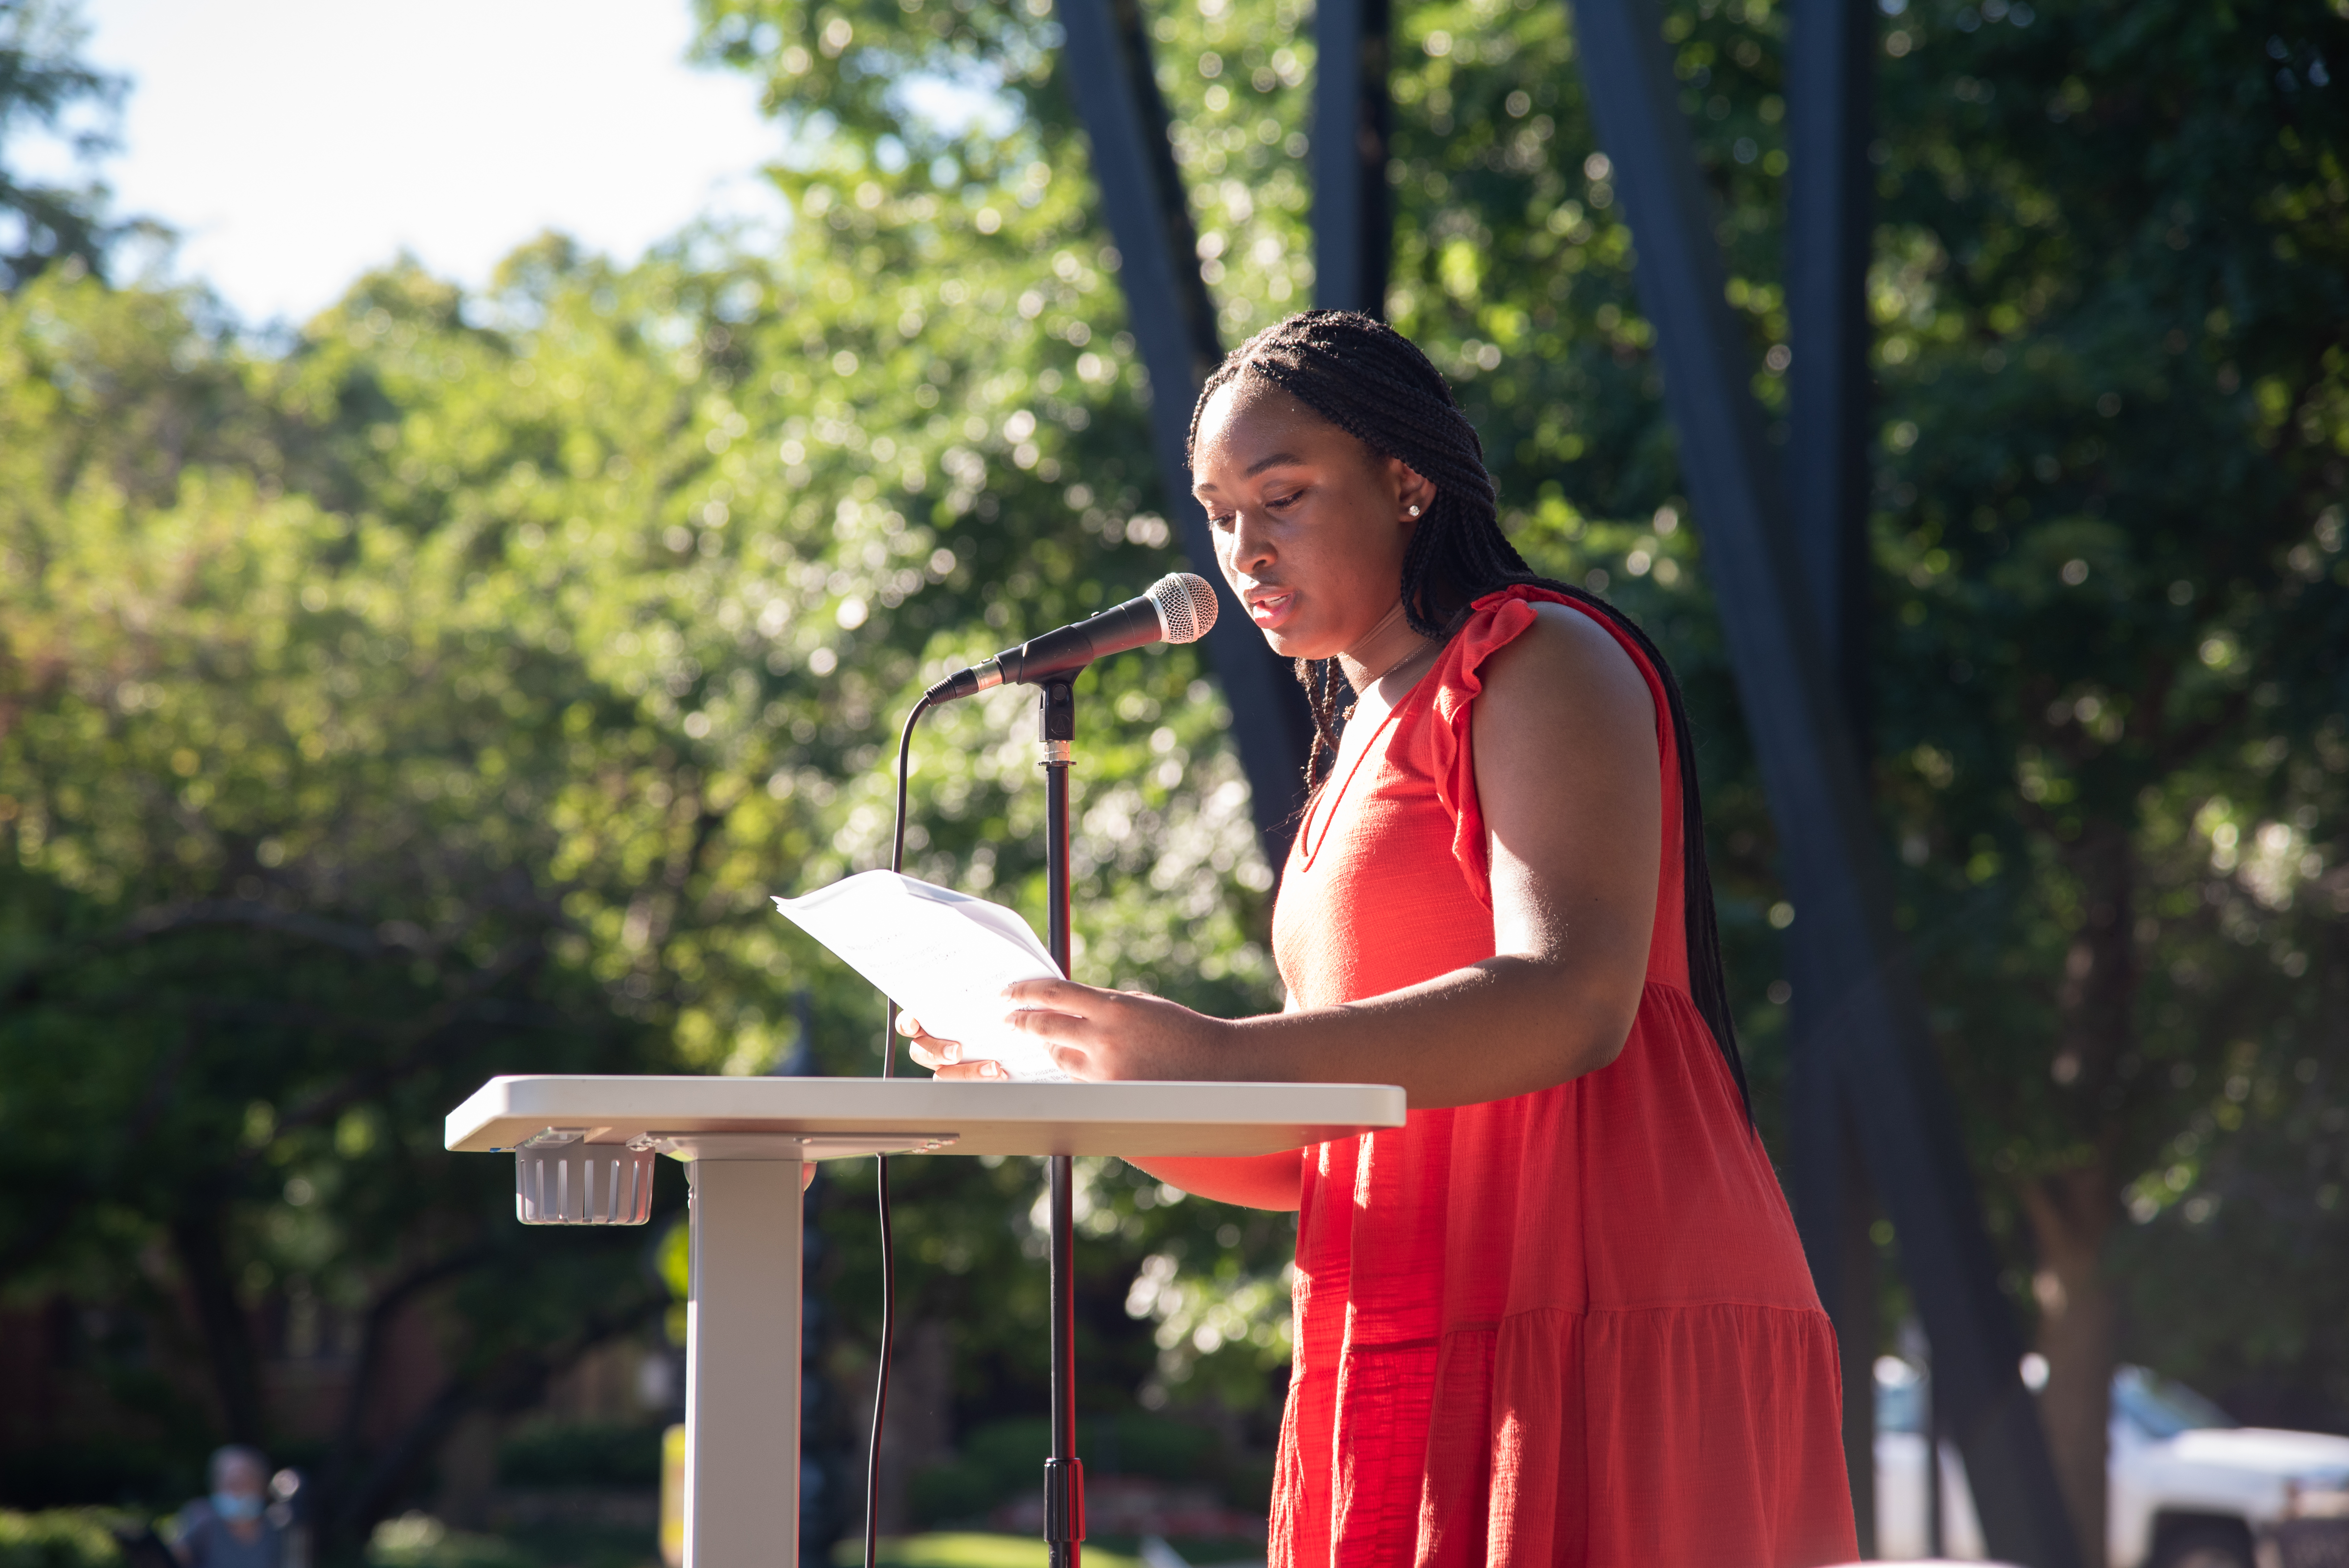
1247 591 1296 630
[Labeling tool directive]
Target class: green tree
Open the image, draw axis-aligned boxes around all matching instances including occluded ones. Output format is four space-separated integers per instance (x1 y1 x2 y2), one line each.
694 0 2349 1553
0 266 683 1535
1858 0 2349 1551
5 0 2343 1554
0 47 1297 1533
0 0 129 288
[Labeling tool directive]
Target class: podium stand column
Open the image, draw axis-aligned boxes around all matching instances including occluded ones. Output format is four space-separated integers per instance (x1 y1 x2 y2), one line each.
685 1158 804 1568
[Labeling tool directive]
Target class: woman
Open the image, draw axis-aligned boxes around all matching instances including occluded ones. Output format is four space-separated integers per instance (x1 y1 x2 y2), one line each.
908 312 1856 1566
172 1446 287 1568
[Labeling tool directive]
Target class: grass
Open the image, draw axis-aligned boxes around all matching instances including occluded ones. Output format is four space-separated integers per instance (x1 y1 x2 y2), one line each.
368 1513 661 1568
832 1536 1145 1568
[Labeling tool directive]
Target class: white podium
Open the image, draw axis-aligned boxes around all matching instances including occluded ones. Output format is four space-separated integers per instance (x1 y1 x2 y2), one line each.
445 1074 1405 1568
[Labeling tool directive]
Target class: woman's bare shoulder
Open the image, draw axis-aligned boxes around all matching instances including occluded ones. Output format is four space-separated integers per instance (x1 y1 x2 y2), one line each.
1474 598 1656 733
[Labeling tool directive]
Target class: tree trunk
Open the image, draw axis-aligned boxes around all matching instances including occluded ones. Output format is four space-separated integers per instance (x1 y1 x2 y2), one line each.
170 1201 266 1443
2024 1169 2115 1568
2028 816 2137 1568
313 1245 491 1559
874 1317 953 1534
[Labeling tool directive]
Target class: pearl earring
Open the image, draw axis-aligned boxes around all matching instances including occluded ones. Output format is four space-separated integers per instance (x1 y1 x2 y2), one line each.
1407 504 1423 517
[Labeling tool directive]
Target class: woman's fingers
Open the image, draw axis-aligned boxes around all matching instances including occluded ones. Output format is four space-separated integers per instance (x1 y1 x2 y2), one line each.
904 1034 965 1068
1001 977 1114 1014
904 1032 1006 1079
899 1011 965 1050
898 1012 969 1064
1001 977 1125 1048
1002 1000 1096 1034
1047 1041 1100 1077
900 978 1208 1082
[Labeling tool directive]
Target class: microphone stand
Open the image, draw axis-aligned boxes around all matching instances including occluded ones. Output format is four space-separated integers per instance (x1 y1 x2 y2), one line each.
1036 674 1084 1568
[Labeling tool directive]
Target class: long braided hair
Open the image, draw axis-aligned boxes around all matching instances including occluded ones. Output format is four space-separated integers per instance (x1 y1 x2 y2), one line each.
1187 309 1751 1116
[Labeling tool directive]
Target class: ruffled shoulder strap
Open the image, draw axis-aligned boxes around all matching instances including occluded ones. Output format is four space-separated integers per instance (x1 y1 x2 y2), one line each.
1414 585 1688 985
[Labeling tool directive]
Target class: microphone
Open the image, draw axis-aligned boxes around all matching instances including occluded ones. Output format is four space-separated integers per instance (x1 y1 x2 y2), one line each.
924 572 1219 702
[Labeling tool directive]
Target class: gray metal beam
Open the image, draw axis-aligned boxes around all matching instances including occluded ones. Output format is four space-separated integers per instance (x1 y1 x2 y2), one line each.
1787 0 1877 729
1312 0 1393 315
1059 0 1316 862
1564 0 2081 1561
1787 0 1883 1543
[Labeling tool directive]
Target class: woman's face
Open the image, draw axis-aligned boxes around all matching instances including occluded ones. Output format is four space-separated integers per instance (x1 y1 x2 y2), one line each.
1190 376 1430 663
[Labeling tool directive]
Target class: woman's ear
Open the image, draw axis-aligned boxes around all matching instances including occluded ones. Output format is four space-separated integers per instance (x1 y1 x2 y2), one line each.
1386 455 1436 517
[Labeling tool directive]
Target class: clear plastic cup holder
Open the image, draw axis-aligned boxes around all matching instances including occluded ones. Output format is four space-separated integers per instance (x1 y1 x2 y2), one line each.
514 1145 657 1225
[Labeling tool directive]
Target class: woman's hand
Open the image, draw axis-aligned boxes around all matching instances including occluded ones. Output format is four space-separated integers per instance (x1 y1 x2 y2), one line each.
1003 979 1237 1079
899 981 1238 1081
897 1012 1008 1079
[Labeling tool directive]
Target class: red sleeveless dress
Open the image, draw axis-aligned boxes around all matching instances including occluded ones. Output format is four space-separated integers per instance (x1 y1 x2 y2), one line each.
1266 587 1856 1568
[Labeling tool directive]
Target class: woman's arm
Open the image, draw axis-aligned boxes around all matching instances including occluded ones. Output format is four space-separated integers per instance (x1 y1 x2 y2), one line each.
902 975 1314 1209
1124 988 1304 1209
1123 1151 1303 1210
991 603 1662 1108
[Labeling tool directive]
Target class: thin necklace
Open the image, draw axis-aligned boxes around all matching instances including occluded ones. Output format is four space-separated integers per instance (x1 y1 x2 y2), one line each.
1340 638 1434 720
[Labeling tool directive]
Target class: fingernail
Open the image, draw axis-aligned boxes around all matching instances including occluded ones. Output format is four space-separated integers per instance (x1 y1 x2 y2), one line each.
980 1061 1003 1078
943 1041 961 1063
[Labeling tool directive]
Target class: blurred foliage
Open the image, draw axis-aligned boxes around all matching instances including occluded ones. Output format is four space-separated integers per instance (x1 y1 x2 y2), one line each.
0 0 1286 1536
0 0 2345 1557
492 1422 665 1488
830 1536 1141 1568
366 1516 656 1568
684 0 2349 1505
0 0 131 288
366 1515 534 1568
907 1410 1232 1525
0 1514 123 1568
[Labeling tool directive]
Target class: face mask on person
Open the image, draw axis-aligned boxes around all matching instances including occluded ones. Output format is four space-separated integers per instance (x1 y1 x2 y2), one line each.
211 1493 263 1523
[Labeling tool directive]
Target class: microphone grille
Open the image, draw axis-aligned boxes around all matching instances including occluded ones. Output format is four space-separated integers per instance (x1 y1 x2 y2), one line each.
1148 572 1219 645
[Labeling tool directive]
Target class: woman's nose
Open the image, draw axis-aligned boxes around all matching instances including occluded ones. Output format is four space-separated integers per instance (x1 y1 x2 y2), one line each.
1222 508 1276 577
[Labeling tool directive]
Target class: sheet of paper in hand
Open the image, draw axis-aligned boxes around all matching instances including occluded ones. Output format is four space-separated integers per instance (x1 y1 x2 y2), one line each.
772 870 1068 1081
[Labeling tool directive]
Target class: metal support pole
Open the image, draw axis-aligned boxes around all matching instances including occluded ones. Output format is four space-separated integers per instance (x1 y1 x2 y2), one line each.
1789 1087 1884 1554
1564 0 2079 1560
1928 1356 1948 1557
1038 678 1084 1568
684 1158 806 1568
1787 0 1882 1540
1312 0 1393 315
1788 0 1877 728
1045 1155 1082 1567
1059 0 1315 862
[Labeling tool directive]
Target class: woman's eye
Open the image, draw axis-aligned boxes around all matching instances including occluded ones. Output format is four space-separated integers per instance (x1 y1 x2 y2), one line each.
1267 490 1303 510
1207 511 1235 530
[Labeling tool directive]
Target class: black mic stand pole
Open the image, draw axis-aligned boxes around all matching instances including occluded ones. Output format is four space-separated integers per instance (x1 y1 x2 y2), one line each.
1037 675 1085 1568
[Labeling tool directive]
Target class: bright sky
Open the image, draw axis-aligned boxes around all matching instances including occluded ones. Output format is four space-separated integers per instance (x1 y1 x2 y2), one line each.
56 0 793 326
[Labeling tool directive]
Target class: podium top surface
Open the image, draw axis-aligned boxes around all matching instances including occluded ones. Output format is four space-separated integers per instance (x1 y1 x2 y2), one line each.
446 1074 1406 1160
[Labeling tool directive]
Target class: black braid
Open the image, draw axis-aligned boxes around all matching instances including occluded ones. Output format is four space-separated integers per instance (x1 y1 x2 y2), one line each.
1187 310 1752 1119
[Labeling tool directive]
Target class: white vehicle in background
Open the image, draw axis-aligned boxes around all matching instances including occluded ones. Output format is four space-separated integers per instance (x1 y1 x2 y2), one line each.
1874 1358 2349 1568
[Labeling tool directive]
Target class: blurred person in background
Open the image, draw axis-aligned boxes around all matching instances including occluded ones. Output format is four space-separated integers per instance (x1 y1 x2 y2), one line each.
172 1446 286 1568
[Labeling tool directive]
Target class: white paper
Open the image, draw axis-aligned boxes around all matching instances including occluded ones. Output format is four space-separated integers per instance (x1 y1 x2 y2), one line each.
772 870 1067 1081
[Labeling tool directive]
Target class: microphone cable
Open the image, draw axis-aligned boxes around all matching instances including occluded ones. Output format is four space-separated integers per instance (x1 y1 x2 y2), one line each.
864 692 931 1568
849 582 1207 1565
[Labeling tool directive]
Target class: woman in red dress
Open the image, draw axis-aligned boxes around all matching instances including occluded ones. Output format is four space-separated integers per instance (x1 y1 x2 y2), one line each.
908 312 1857 1567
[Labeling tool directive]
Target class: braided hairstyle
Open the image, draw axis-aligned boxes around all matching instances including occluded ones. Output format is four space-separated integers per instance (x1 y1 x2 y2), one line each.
1187 309 1751 1116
